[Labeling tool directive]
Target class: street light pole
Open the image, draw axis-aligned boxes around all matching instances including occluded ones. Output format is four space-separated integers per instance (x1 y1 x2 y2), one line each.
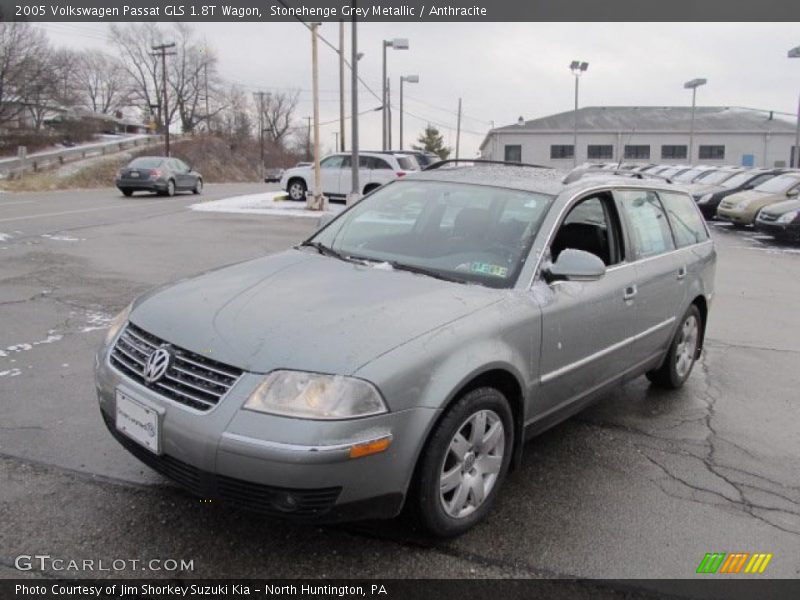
789 46 800 168
339 21 346 152
308 23 325 211
399 74 419 151
151 42 176 156
684 78 707 164
569 60 588 168
348 14 360 205
381 38 409 150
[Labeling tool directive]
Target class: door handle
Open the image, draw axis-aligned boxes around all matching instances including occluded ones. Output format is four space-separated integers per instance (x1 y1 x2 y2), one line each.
677 266 687 280
623 285 638 301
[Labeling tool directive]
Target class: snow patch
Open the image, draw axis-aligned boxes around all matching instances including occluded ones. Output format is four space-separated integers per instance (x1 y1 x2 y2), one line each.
0 368 22 378
0 232 13 242
41 233 85 242
190 191 345 219
81 311 113 332
1 331 63 358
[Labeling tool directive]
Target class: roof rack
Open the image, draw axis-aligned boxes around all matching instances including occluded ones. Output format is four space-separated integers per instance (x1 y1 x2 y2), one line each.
423 159 552 171
562 168 674 185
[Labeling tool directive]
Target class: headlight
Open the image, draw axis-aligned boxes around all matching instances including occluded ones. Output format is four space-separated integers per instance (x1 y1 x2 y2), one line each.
778 210 800 223
104 303 132 346
698 193 712 204
735 199 751 210
244 370 387 420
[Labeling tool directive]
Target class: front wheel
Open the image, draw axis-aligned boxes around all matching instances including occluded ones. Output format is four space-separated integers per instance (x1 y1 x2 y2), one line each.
192 178 203 195
287 179 307 201
121 189 133 197
414 387 513 537
647 304 702 389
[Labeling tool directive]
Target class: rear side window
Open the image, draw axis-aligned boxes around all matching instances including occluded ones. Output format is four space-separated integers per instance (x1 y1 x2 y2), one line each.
616 190 675 259
658 192 709 247
369 157 392 170
396 156 417 170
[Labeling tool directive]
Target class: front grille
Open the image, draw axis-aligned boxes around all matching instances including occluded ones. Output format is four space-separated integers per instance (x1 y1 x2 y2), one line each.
110 323 243 412
103 411 341 517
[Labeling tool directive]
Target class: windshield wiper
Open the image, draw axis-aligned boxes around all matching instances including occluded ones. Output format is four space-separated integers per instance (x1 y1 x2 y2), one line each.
298 241 370 265
387 261 467 284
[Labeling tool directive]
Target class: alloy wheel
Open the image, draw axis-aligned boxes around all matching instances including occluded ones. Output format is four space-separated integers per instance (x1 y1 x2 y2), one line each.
439 409 505 519
675 314 699 379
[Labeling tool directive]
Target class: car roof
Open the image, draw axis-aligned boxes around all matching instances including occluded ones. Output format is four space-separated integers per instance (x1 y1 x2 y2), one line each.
406 164 687 197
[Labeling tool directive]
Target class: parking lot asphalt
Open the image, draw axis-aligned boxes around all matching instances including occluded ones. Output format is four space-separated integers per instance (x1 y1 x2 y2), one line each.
0 186 798 584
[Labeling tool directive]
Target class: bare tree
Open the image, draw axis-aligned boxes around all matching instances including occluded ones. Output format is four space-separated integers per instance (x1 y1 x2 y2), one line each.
71 49 132 115
214 84 253 143
168 24 222 133
260 90 300 146
109 23 168 127
0 22 51 128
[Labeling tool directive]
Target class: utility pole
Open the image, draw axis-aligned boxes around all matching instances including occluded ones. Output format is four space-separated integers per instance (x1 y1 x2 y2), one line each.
305 116 312 161
254 91 268 180
338 21 346 152
387 78 392 149
348 9 360 205
151 42 177 156
204 62 210 132
308 23 325 211
455 97 462 160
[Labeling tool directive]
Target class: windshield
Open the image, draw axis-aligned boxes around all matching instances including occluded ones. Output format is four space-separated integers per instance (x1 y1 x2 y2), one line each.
754 174 800 193
696 169 738 185
128 157 164 169
673 168 708 182
722 171 760 189
308 180 553 288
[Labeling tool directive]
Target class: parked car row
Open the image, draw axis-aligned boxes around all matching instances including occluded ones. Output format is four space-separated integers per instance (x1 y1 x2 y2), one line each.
572 162 800 242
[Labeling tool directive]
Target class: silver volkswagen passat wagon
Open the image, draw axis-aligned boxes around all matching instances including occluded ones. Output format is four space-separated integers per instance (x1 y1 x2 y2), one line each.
96 162 715 537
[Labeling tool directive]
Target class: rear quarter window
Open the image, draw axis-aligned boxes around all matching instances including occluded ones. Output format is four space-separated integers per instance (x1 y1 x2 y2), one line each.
658 192 709 248
616 190 676 259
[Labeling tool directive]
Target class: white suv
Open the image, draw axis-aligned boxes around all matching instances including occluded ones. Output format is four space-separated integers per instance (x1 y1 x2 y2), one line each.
280 152 418 200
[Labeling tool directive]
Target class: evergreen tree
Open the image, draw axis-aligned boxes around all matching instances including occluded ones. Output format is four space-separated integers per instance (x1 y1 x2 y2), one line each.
412 124 451 159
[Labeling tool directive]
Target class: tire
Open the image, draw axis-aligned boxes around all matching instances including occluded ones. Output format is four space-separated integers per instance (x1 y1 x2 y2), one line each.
646 304 702 389
192 178 203 195
121 189 133 197
287 179 307 201
166 179 176 197
363 184 380 195
414 387 514 538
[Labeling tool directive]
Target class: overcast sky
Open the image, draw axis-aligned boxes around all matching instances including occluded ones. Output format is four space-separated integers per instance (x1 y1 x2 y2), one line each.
38 21 800 155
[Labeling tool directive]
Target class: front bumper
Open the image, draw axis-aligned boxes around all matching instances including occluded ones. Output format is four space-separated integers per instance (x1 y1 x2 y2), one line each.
754 219 800 240
96 348 436 521
716 206 752 225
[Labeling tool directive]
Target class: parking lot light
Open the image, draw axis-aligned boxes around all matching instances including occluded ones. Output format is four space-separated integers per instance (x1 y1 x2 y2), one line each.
789 46 800 168
684 78 707 164
399 74 419 150
382 38 410 150
570 60 589 167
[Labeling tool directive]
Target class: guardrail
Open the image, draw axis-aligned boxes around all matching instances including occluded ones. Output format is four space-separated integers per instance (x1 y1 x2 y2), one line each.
0 134 165 178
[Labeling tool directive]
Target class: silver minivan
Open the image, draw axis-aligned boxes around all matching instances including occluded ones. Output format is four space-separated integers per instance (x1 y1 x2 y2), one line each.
96 163 715 537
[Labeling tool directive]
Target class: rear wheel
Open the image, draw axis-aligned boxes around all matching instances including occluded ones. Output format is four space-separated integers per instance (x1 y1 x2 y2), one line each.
121 189 133 197
287 179 307 201
647 304 702 389
363 183 380 195
414 387 513 537
166 179 176 197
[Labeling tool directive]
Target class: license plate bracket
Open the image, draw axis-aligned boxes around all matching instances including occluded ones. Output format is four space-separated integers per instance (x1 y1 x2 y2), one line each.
115 390 160 454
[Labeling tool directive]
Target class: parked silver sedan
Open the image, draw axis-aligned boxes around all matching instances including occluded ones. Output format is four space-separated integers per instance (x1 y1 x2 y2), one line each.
95 163 715 537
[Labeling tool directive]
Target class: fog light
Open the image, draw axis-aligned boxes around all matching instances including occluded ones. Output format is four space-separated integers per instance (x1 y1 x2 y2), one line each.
272 492 299 512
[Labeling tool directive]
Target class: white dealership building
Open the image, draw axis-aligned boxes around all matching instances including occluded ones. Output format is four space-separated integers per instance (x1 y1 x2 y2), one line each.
479 106 799 168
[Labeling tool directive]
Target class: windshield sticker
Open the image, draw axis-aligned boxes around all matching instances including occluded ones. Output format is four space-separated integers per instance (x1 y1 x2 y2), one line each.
469 262 509 278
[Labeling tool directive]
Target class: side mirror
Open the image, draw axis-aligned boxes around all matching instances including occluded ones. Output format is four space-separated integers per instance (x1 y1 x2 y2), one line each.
316 213 336 230
545 249 606 283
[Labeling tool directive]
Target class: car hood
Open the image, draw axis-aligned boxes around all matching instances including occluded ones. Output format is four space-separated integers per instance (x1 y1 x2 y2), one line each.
129 250 500 375
724 189 772 204
761 198 800 216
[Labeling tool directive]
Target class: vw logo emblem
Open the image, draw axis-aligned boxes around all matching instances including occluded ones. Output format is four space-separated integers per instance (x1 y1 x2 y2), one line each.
143 347 172 384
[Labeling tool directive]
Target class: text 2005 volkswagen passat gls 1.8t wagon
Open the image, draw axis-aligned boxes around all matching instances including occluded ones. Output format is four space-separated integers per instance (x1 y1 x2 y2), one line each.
96 163 715 537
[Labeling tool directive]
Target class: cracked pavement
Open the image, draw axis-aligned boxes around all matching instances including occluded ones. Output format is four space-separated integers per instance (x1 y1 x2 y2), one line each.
1 187 798 582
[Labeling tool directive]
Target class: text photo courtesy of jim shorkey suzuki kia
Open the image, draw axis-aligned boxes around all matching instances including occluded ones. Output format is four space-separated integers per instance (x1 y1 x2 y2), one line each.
0 0 799 598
